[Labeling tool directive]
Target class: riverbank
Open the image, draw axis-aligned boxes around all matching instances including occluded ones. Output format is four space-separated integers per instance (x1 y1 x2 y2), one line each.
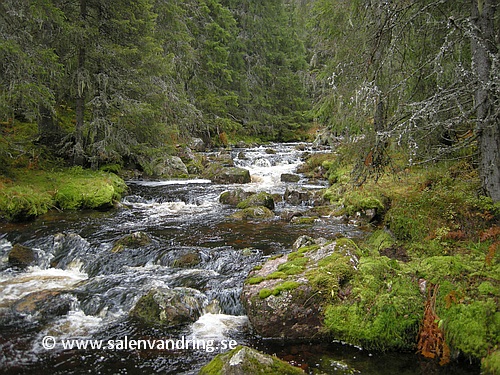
274 150 500 373
0 167 127 222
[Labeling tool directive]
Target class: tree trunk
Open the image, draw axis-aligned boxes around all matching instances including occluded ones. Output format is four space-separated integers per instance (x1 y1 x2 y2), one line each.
37 106 61 145
74 0 87 165
471 0 500 202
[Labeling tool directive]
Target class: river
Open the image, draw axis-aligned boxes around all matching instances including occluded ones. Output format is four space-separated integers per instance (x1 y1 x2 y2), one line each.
0 143 479 374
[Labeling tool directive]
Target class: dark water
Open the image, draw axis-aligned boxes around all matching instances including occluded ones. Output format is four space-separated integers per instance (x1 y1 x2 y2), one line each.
0 144 480 374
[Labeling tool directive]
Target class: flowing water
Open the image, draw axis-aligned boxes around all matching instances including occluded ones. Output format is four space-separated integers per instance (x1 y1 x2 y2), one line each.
0 144 479 374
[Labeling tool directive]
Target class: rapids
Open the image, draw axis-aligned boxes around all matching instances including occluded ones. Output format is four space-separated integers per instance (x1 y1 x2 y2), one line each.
0 144 479 374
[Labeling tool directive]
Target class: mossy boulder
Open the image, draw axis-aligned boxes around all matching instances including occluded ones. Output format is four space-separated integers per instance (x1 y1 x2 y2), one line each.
199 345 304 375
208 166 251 184
231 206 275 221
8 244 36 268
173 251 202 268
241 238 359 340
237 192 275 210
219 188 253 206
111 231 152 253
130 287 206 327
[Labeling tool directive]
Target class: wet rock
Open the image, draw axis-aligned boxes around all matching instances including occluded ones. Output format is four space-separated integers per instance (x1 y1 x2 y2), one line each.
153 155 189 177
241 238 359 340
130 287 206 327
281 173 301 183
284 187 319 206
231 206 275 221
237 192 275 210
8 244 35 268
112 231 152 253
199 345 305 375
207 166 251 184
219 188 253 206
13 290 75 324
173 251 202 268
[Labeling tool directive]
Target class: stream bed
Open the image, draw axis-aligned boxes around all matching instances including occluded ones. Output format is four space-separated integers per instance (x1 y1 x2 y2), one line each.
0 144 480 374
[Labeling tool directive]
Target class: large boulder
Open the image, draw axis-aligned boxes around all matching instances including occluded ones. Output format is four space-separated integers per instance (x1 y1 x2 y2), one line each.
241 237 359 340
199 345 304 375
130 287 206 327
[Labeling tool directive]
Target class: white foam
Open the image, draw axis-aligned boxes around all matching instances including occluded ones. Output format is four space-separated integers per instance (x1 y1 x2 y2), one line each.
189 313 249 341
0 266 87 307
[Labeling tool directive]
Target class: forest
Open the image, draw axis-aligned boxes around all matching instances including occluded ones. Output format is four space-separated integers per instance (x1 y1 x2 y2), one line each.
1 1 500 373
1 0 499 201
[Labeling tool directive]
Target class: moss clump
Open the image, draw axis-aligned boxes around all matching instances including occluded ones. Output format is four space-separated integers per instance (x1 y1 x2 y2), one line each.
258 281 301 299
0 167 126 221
323 256 423 351
482 349 500 374
440 299 499 360
199 346 304 375
247 276 265 285
277 256 309 275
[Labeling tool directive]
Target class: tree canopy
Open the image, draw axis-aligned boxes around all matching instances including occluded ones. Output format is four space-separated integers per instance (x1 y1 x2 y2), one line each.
1 0 499 201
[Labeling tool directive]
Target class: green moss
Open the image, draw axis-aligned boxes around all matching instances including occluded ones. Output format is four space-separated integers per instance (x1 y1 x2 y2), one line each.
199 346 304 375
366 230 395 252
341 190 385 216
277 256 309 275
440 299 499 359
247 276 265 285
266 271 288 280
323 256 423 351
482 349 500 375
0 167 126 221
258 281 301 299
478 281 499 296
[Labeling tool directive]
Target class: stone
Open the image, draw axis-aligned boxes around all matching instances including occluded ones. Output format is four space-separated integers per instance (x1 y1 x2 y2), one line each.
219 188 253 206
130 287 206 327
14 290 75 324
209 167 251 184
8 244 35 268
112 231 152 253
231 206 275 221
241 237 360 340
280 173 301 183
199 345 304 375
237 192 275 210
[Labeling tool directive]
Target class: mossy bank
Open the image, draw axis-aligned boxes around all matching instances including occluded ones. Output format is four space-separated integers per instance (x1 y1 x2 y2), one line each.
0 167 127 221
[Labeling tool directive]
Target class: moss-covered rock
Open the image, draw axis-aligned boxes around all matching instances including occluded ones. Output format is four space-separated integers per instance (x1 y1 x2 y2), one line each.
203 162 251 184
219 188 253 206
130 287 206 327
8 244 36 268
241 238 359 340
111 231 152 253
231 206 274 221
199 345 304 375
236 191 275 210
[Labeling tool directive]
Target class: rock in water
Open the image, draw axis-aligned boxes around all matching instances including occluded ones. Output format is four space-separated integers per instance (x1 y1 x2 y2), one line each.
199 345 304 375
8 244 35 268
